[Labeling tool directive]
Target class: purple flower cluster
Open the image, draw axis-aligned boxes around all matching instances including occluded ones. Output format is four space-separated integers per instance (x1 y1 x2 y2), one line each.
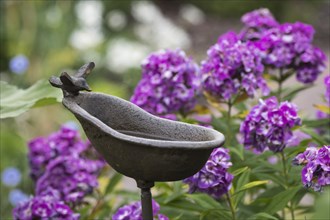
12 193 79 220
36 156 103 203
240 9 326 84
239 8 279 40
28 126 89 180
293 145 330 191
201 31 269 102
240 96 301 153
112 199 168 220
324 75 330 104
315 75 330 134
131 49 201 116
183 148 233 199
13 125 104 219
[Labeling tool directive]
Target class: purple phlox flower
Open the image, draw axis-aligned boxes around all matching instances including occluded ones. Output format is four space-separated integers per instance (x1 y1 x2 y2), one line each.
248 20 326 84
157 214 170 220
315 75 330 134
324 75 330 103
240 96 301 153
1 167 22 187
36 156 101 204
239 8 279 40
9 189 29 206
9 54 29 74
112 199 167 220
201 31 269 102
293 145 330 191
12 194 79 220
131 49 201 116
317 146 330 171
183 147 233 199
28 125 103 181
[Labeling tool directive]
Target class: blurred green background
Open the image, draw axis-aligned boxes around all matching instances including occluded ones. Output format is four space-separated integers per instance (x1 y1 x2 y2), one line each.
0 0 329 219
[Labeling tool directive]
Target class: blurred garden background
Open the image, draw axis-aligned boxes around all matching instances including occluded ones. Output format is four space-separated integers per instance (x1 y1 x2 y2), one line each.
1 0 329 219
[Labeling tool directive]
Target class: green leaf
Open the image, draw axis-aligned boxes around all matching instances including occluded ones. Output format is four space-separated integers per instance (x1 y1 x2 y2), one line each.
300 127 327 146
164 181 185 204
229 145 244 161
247 212 279 220
0 80 62 119
186 194 223 209
314 104 330 114
233 181 269 195
233 169 250 208
200 209 232 220
105 173 123 195
283 84 313 101
254 173 286 188
211 116 228 133
303 118 330 128
232 166 249 176
165 198 205 212
264 186 301 215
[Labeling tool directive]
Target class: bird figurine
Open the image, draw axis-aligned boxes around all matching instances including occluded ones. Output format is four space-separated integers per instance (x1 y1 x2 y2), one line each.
49 62 94 96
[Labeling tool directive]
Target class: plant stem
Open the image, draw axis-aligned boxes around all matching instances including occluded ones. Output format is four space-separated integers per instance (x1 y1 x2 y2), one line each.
277 68 284 102
226 192 236 220
280 151 295 220
280 151 288 186
226 101 233 145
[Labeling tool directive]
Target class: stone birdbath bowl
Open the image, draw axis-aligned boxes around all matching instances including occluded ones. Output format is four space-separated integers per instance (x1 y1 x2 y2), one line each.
49 62 225 220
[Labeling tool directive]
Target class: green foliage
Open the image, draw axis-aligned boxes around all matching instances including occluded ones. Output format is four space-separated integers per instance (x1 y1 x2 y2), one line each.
0 80 62 119
1 1 329 219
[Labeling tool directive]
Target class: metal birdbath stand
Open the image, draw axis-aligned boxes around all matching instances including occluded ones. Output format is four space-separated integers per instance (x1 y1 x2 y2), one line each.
49 63 225 220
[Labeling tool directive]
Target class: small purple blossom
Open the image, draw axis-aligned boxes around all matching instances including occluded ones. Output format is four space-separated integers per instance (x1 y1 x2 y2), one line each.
201 31 269 102
1 167 22 187
28 126 95 181
183 147 233 199
36 156 103 204
240 96 301 153
293 145 330 191
239 8 279 40
251 22 325 84
19 125 105 218
9 54 29 74
315 75 330 134
112 199 168 220
131 49 201 116
12 194 80 220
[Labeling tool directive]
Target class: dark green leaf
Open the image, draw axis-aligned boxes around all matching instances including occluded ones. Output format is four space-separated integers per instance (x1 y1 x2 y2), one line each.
233 169 250 208
164 181 185 204
247 212 278 220
228 145 244 161
264 186 301 214
200 209 232 220
186 194 223 209
232 166 249 176
165 198 205 212
283 85 313 101
303 118 330 128
300 127 327 146
105 173 123 195
233 181 269 195
254 173 286 188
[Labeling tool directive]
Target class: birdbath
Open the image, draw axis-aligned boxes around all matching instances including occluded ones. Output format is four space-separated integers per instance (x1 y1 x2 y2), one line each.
49 63 225 220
